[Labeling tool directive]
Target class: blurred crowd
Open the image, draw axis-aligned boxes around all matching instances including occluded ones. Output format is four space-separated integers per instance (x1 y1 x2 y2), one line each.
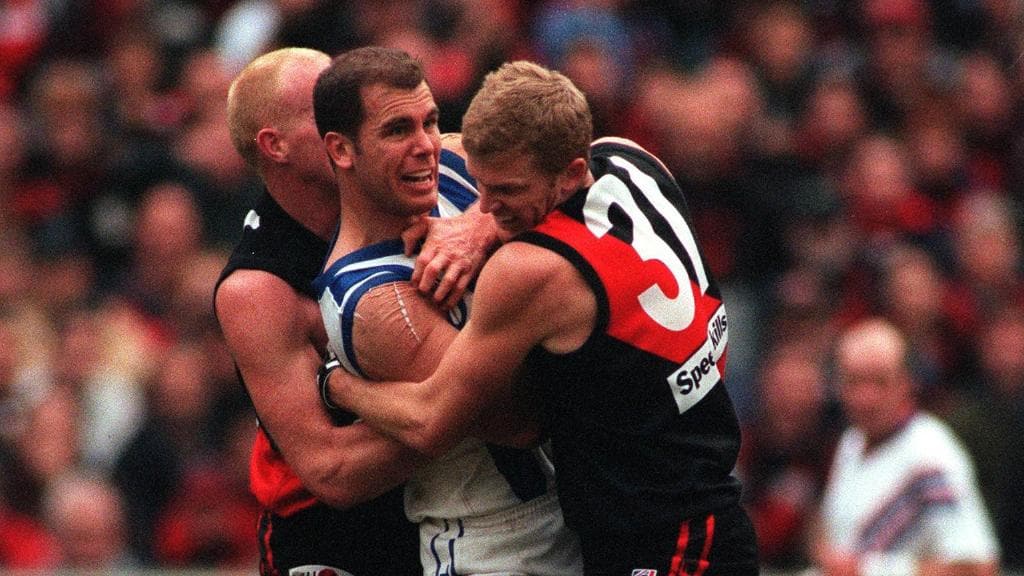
0 0 1022 572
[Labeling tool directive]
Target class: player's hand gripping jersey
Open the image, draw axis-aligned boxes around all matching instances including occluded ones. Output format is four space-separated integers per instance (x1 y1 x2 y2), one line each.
515 139 744 538
313 149 582 576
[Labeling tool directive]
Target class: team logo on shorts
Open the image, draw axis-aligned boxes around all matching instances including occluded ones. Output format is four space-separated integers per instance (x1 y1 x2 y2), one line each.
631 570 658 576
288 566 354 576
244 209 261 230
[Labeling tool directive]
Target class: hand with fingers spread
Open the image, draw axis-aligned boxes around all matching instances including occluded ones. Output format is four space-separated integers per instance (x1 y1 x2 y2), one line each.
402 208 500 310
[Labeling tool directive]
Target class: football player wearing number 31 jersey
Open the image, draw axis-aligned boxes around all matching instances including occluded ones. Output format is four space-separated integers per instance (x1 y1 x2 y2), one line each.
322 60 760 575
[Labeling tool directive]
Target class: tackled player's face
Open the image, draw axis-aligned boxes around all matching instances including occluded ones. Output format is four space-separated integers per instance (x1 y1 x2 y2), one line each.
350 81 441 217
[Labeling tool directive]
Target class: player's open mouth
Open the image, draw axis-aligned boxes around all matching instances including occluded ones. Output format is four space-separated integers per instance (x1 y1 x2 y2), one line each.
402 170 433 184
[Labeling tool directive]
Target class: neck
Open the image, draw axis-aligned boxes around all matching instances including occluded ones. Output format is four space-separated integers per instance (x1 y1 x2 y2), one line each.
863 402 917 453
264 175 338 241
551 169 595 210
333 186 416 256
337 209 409 251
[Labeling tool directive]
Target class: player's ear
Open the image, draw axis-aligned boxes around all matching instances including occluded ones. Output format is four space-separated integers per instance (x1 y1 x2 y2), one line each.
558 157 589 191
255 128 287 163
324 131 356 170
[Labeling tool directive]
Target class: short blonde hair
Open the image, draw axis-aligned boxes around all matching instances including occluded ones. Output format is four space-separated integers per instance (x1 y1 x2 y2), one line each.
462 60 592 175
226 47 329 168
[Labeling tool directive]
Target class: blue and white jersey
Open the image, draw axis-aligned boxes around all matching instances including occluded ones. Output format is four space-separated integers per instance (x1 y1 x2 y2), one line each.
435 148 478 218
313 238 469 379
312 149 558 524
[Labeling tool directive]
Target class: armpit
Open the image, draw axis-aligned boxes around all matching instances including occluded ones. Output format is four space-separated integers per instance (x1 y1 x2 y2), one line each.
352 282 457 381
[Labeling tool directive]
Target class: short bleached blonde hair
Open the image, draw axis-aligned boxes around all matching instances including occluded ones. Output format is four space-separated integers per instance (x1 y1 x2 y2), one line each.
226 47 330 168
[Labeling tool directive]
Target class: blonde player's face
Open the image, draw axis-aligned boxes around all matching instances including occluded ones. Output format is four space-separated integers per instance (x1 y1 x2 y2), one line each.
468 151 562 238
277 56 335 196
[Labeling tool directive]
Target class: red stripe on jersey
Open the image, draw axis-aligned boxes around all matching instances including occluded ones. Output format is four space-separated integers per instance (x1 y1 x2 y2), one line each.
668 513 716 576
535 211 722 364
258 511 277 576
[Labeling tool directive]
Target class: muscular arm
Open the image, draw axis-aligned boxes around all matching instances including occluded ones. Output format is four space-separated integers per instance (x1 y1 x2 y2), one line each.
327 242 595 457
353 281 541 447
215 270 423 508
351 282 457 382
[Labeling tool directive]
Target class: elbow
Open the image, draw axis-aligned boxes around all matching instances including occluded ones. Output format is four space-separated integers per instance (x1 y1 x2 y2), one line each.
294 457 365 509
307 484 361 510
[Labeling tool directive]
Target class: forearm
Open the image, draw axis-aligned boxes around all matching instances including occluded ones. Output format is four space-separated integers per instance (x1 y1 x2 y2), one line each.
327 369 468 458
294 422 423 508
254 393 422 508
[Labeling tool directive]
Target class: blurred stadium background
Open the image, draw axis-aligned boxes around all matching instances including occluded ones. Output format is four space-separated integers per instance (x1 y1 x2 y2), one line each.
0 0 1022 573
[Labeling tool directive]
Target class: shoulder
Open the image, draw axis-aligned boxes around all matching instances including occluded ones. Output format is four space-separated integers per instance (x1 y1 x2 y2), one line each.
592 136 646 152
590 136 653 161
485 241 574 288
355 280 449 325
216 269 298 314
476 240 594 348
589 135 675 184
485 241 594 313
441 132 466 158
591 136 674 177
355 281 449 325
909 413 974 472
472 243 568 323
352 281 455 380
216 269 314 347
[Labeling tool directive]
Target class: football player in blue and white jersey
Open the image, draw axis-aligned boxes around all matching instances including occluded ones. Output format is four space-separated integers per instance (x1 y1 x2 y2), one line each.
311 47 582 576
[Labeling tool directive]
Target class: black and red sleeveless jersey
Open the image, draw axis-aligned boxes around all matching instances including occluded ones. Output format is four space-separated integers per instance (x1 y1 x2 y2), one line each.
213 189 410 526
515 141 743 538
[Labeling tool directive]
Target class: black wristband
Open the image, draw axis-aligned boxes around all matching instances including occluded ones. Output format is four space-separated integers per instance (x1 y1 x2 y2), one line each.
317 356 357 426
